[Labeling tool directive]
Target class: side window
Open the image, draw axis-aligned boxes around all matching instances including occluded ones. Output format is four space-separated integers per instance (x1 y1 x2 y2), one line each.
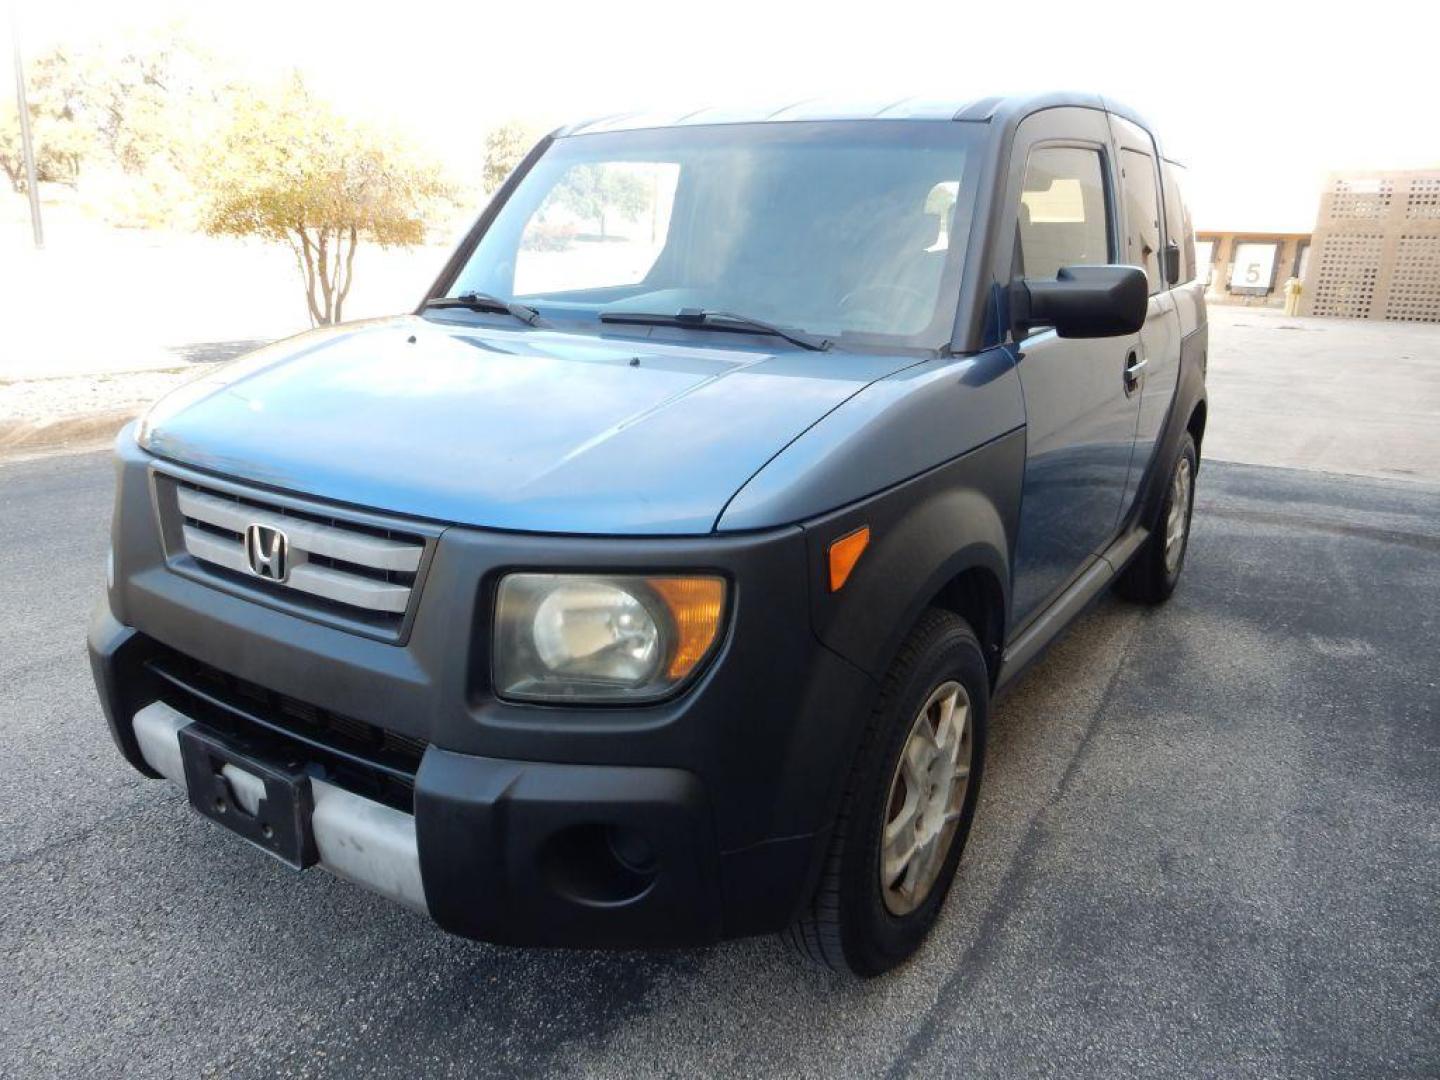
1119 148 1163 293
1162 160 1197 284
1018 147 1110 280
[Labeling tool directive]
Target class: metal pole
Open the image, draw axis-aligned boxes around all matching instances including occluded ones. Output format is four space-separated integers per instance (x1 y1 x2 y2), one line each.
10 6 44 248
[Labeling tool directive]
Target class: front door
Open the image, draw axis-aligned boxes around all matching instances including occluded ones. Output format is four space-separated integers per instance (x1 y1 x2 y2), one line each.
1004 109 1143 629
1110 115 1182 516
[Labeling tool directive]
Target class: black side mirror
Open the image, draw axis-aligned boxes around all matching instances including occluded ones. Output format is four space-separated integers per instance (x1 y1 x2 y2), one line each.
1012 265 1148 339
1163 242 1181 286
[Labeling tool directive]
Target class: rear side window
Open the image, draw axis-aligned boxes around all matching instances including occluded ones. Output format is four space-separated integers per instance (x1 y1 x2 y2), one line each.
1119 148 1163 293
1018 147 1110 279
1162 160 1197 284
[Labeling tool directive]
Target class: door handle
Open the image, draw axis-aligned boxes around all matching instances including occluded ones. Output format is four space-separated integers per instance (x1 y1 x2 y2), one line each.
1123 350 1146 395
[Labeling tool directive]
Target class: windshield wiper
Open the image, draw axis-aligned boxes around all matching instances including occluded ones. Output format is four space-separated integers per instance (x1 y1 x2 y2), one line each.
422 291 543 326
598 307 832 352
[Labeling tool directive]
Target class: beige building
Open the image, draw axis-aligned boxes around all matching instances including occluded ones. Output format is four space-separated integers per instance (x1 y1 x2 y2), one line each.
1195 168 1440 321
1195 230 1310 307
1299 170 1440 321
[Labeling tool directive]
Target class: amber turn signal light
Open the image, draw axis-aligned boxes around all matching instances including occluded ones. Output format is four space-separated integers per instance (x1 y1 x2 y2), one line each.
648 576 726 679
828 526 870 592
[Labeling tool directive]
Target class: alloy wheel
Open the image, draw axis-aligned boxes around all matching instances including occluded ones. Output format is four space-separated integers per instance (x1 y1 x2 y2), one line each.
880 680 972 916
1164 455 1193 575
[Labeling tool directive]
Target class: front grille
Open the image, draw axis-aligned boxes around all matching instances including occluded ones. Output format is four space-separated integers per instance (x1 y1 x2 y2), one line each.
145 646 426 810
152 472 438 642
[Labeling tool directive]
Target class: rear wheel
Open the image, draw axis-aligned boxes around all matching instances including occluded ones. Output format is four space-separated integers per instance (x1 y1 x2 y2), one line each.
1118 432 1197 604
786 609 988 976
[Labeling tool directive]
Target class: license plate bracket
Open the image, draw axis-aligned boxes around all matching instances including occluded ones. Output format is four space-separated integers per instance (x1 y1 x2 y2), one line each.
178 724 318 869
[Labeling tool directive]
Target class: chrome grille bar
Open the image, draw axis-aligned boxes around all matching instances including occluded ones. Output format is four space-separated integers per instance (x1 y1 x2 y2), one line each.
178 488 422 572
171 482 425 622
180 526 410 612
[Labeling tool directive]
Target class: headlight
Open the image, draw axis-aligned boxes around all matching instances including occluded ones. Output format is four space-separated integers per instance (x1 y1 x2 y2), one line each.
494 573 727 703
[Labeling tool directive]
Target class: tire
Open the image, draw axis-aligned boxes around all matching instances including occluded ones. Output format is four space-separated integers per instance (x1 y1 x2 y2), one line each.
1117 432 1197 605
785 609 988 977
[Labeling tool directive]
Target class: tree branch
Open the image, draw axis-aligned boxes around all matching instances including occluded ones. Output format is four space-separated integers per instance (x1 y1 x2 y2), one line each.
331 228 344 317
335 225 360 322
295 228 323 327
315 229 334 324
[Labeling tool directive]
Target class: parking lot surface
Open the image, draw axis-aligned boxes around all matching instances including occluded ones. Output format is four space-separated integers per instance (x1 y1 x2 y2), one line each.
2 444 1437 1078
1201 306 1440 482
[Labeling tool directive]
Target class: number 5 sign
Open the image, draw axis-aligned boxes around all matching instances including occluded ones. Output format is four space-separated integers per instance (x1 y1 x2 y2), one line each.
1229 242 1278 293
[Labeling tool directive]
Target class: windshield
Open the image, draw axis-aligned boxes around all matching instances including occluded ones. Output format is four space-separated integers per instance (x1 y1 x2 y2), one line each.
442 121 980 350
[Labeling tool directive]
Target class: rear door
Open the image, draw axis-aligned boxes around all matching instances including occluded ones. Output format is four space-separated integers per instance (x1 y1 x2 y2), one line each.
1109 115 1182 517
1002 107 1142 629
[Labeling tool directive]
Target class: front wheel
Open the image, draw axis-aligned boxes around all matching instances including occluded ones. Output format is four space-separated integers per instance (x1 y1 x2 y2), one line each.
1117 432 1197 604
786 609 988 976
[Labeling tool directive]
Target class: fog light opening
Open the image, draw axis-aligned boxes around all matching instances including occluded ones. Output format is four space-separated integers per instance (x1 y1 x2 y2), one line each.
606 825 657 876
541 824 659 907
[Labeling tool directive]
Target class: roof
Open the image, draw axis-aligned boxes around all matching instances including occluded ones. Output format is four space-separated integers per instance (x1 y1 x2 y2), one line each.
559 97 1004 134
557 91 1154 142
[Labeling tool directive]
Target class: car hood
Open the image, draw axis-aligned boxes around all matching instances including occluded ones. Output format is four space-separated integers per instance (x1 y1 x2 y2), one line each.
139 316 917 534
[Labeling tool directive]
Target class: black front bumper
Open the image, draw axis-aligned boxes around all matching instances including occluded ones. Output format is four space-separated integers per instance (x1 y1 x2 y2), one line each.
416 747 718 946
92 435 878 948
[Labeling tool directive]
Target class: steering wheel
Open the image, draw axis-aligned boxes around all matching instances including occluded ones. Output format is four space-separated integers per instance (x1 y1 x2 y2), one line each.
837 283 929 324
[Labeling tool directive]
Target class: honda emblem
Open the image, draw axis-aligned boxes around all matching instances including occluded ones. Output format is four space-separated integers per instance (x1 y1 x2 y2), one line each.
244 524 289 582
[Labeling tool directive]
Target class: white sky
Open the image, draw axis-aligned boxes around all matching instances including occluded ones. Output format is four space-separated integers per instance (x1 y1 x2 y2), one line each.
6 0 1438 232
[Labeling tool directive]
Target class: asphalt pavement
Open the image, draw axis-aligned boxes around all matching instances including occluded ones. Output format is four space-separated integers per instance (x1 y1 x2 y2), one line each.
1 450 1437 1079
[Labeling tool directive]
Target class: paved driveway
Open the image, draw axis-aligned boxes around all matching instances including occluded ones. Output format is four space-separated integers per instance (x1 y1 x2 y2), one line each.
2 448 1436 1078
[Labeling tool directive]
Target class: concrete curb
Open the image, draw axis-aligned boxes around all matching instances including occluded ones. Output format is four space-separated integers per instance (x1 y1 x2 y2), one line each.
0 408 136 460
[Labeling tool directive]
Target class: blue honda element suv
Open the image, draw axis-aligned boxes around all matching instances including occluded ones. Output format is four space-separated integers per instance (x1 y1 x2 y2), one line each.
90 92 1207 976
